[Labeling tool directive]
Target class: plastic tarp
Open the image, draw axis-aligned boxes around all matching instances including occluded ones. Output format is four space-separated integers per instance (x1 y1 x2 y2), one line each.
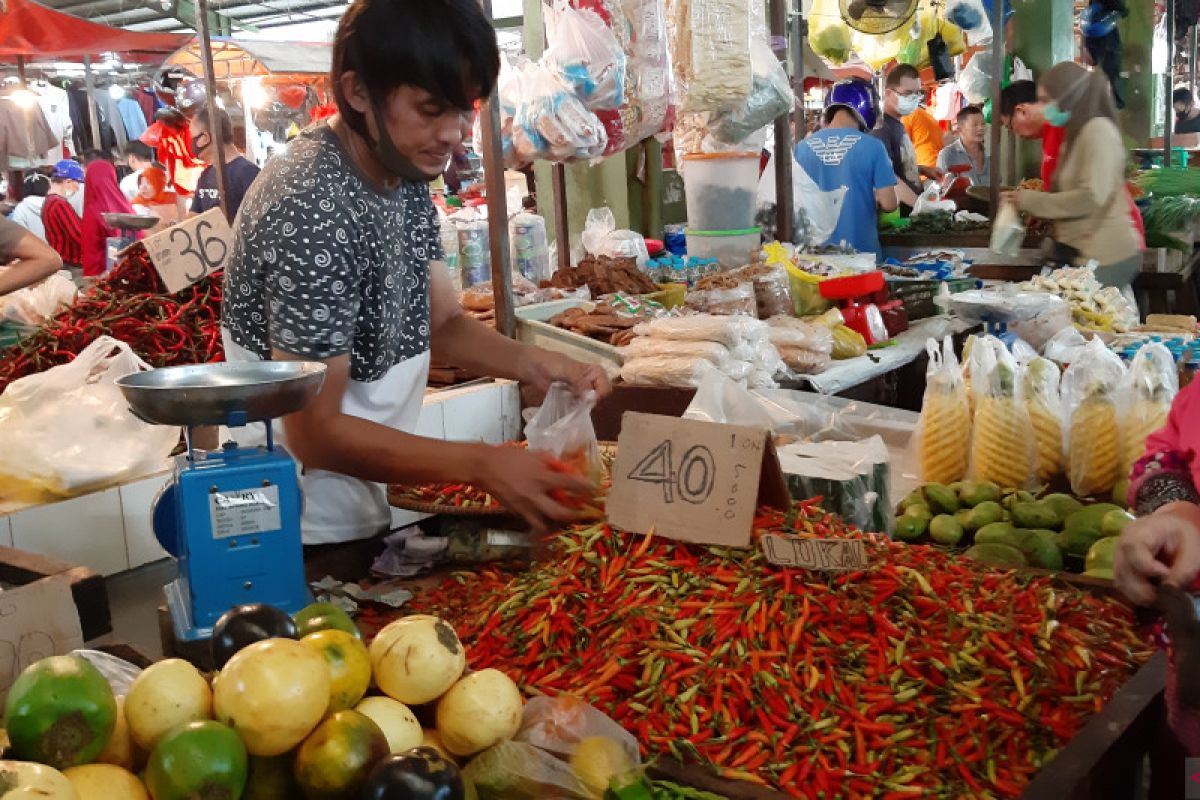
164 38 332 79
0 0 189 59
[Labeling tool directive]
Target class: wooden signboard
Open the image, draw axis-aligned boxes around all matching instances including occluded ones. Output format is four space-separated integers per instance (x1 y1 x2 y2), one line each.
606 412 789 547
143 207 233 293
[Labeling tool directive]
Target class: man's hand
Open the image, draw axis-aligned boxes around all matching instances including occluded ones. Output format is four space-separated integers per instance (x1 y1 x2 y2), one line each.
919 165 945 181
519 349 611 399
999 189 1023 208
1114 502 1200 606
474 446 595 535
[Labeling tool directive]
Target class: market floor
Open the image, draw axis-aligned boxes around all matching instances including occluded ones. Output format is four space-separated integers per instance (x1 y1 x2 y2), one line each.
96 558 176 661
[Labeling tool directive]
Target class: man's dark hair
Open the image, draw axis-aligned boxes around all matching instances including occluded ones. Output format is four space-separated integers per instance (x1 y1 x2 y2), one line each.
192 107 235 145
1000 80 1038 119
1174 87 1195 105
123 140 154 161
885 63 920 89
82 149 110 165
956 105 985 125
22 173 49 198
331 0 500 139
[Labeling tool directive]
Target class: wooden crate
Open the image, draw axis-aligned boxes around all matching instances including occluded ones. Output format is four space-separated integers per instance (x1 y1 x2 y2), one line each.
0 545 110 642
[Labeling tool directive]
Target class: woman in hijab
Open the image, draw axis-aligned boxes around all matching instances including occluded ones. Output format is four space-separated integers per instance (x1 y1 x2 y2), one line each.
80 159 138 277
132 166 179 233
1004 62 1141 287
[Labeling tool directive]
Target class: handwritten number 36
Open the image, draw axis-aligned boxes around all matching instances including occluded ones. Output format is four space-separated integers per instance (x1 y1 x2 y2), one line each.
170 220 228 281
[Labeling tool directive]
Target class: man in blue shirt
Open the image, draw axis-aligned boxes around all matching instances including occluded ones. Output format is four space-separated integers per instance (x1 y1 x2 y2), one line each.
795 79 897 256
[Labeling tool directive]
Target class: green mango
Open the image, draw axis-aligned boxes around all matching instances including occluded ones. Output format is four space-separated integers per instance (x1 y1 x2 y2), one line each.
923 484 960 515
1101 509 1135 538
959 481 1002 508
1010 502 1062 531
1003 490 1037 512
930 515 965 546
894 515 927 542
963 501 1004 533
974 522 1018 548
964 543 1027 568
898 490 927 513
1055 527 1105 559
949 481 966 494
1086 536 1119 573
1083 567 1114 580
954 508 974 529
1040 494 1084 525
1064 503 1124 534
904 504 933 524
1012 529 1064 570
1112 478 1131 509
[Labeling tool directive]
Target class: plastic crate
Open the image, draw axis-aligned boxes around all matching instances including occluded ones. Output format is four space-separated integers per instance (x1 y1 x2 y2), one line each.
884 277 977 321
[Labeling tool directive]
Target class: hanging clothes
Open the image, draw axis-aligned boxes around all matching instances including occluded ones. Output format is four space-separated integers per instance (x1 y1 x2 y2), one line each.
33 83 72 163
136 88 156 133
93 89 127 149
67 87 91 152
0 97 57 170
116 96 147 141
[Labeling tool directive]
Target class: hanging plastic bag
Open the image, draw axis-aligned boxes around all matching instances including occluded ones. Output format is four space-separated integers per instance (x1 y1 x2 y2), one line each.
523 382 601 479
959 51 994 105
916 336 971 483
970 337 1037 489
706 37 794 145
990 201 1026 256
0 336 181 502
544 4 627 111
1061 338 1127 497
473 54 525 168
512 62 608 164
758 153 847 249
667 0 752 112
946 0 987 31
852 27 908 71
1024 357 1065 483
808 0 853 64
1121 343 1177 476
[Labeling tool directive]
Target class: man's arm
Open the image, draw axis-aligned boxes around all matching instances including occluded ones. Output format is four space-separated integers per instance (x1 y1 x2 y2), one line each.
0 225 62 296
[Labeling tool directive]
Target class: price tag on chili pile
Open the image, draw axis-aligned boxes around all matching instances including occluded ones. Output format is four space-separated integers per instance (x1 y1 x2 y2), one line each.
143 208 233 294
607 412 789 547
759 534 868 571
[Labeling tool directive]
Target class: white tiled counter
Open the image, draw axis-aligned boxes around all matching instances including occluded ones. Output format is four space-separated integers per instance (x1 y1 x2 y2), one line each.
0 380 520 577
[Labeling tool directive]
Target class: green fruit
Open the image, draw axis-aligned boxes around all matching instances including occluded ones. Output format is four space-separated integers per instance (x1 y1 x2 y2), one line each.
1055 527 1105 559
975 482 1002 504
964 543 1027 568
1064 503 1124 535
929 515 965 546
1003 491 1036 512
954 509 974 529
948 481 965 494
145 720 248 800
1041 493 1085 521
294 602 361 639
1083 568 1114 580
1011 502 1062 531
294 710 389 800
1112 479 1131 508
958 481 1000 509
1086 536 1119 573
1012 529 1064 570
974 522 1018 548
6 655 118 769
898 491 925 514
964 501 1004 533
1101 509 1135 538
922 484 960 515
903 504 933 523
893 515 927 542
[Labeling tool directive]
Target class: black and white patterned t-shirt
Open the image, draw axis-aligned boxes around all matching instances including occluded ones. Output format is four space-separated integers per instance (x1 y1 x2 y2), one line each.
222 124 442 383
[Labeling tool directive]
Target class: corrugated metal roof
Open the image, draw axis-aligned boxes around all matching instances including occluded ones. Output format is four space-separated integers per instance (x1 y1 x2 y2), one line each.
34 0 351 33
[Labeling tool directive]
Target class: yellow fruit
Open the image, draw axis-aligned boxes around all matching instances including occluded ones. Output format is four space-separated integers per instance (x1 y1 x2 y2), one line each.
421 729 455 762
918 387 970 484
1069 397 1120 497
94 697 135 772
370 616 466 705
213 638 330 756
570 737 633 797
436 669 523 757
1027 401 1063 483
972 396 1035 489
1121 398 1169 475
63 764 148 800
301 630 372 712
354 697 423 754
0 761 77 798
125 659 213 751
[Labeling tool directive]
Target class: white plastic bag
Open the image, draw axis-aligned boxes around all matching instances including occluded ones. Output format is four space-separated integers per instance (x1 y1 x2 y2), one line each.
544 4 627 111
916 336 971 483
579 207 649 265
1043 326 1089 366
989 201 1026 256
523 382 601 478
512 62 607 164
1121 343 1177 475
912 182 956 217
706 37 794 145
970 337 1037 489
759 153 847 249
1061 338 1127 497
0 336 180 501
959 50 994 105
1024 357 1065 483
0 272 77 326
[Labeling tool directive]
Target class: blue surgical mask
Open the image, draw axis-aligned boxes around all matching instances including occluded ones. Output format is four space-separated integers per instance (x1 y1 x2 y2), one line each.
1043 101 1072 127
897 95 921 116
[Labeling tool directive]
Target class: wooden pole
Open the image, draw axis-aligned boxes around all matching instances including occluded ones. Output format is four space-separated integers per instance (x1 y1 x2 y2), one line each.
770 0 794 243
477 0 515 337
195 0 231 222
1165 0 1175 163
1190 26 1197 93
82 56 102 152
987 0 1003 215
552 163 570 270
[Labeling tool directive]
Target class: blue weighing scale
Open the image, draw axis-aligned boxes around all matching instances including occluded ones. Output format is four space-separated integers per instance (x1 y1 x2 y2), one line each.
116 362 326 642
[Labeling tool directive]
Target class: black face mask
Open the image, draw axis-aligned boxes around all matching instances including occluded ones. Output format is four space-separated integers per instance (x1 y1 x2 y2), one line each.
368 100 436 182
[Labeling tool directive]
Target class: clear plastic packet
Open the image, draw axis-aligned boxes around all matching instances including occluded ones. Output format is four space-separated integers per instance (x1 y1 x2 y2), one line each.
916 336 971 483
684 282 757 316
464 740 593 800
667 0 751 112
1061 338 1127 497
512 62 608 164
1023 357 1065 484
634 314 766 348
970 338 1038 489
733 262 794 319
472 53 525 168
619 337 734 368
621 355 748 387
1043 326 1089 367
807 0 852 63
0 271 77 326
516 695 640 763
767 318 835 354
705 37 794 145
989 201 1026 256
72 649 142 696
544 4 627 111
523 382 601 478
1121 342 1178 475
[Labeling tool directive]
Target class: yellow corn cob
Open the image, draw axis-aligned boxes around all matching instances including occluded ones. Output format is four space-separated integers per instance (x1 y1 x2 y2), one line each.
1068 396 1120 497
1120 398 1170 476
919 387 970 483
973 395 1035 488
1027 400 1063 483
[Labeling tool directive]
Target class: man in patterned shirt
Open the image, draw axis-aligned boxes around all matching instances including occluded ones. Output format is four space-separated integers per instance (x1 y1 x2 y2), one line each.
221 0 608 544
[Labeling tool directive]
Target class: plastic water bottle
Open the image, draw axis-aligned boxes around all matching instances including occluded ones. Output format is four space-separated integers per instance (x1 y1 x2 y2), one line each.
509 213 550 283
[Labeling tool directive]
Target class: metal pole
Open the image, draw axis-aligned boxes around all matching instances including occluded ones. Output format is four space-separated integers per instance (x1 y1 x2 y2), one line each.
82 56 102 152
987 0 1003 215
770 0 794 243
195 0 231 222
1190 26 1198 93
552 164 570 270
15 56 26 88
793 4 805 138
1165 0 1176 162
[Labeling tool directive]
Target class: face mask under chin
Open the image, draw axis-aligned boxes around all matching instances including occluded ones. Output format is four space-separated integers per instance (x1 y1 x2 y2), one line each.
368 104 439 183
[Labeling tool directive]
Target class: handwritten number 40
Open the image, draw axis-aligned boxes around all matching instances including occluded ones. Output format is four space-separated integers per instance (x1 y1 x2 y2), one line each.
627 440 716 504
169 219 228 282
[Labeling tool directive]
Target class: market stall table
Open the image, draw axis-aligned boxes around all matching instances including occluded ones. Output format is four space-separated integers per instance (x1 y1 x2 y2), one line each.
883 246 1045 283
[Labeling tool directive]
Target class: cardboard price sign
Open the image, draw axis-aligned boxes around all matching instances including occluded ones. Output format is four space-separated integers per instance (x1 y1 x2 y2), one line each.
0 574 84 704
143 207 233 293
760 534 868 571
607 412 789 547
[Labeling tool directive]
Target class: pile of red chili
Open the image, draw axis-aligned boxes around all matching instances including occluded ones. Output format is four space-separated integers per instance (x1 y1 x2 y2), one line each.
402 503 1151 799
398 482 502 510
0 244 224 393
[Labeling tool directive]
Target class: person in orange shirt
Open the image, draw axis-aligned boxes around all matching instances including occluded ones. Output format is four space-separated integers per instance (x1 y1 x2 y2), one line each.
902 99 944 169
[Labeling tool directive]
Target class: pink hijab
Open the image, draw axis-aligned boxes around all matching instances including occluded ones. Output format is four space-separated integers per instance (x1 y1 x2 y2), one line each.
80 160 137 277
